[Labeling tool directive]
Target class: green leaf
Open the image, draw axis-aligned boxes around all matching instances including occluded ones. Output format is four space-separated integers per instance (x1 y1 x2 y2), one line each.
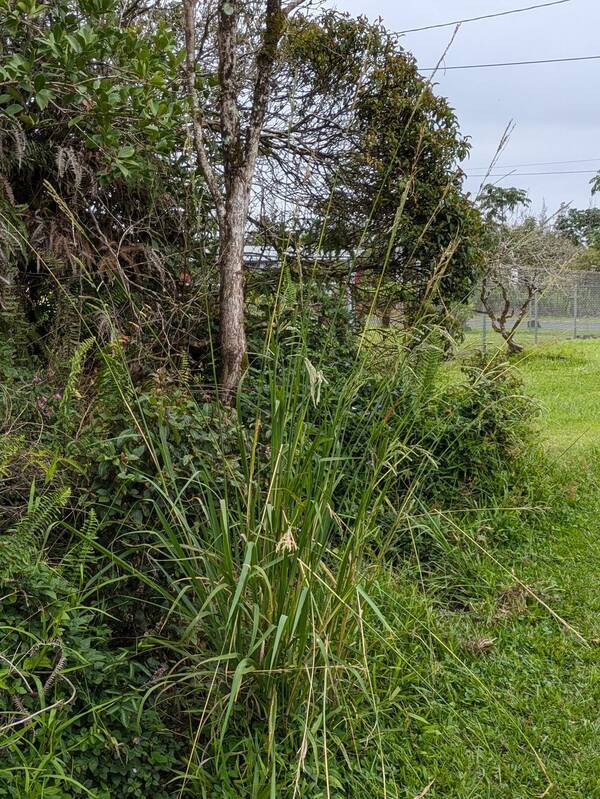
227 541 255 624
117 145 135 159
222 1 234 15
7 54 27 72
115 161 130 178
269 614 288 669
220 658 254 744
35 89 52 110
357 586 394 634
5 103 23 116
65 33 82 53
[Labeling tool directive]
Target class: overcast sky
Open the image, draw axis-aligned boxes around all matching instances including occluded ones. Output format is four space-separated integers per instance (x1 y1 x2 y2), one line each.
331 0 600 214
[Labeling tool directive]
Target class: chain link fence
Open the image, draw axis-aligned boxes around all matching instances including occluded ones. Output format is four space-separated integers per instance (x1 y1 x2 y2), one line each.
466 268 600 349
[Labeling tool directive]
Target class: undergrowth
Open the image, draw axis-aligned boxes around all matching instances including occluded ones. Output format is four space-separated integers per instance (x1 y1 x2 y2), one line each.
0 309 567 798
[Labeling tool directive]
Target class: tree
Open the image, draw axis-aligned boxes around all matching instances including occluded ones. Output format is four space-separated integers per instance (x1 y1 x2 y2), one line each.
2 2 485 396
480 216 578 354
181 8 484 388
282 12 484 315
555 207 600 271
0 0 197 369
556 207 600 248
478 185 531 225
182 0 309 402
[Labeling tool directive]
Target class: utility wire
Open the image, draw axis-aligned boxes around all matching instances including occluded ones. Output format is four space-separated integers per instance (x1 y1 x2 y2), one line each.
466 169 599 176
398 0 571 35
421 54 600 71
468 157 600 170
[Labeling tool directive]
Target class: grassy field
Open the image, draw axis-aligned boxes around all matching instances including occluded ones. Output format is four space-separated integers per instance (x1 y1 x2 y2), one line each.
517 339 600 454
463 319 600 352
415 479 600 797
460 337 600 454
409 339 600 797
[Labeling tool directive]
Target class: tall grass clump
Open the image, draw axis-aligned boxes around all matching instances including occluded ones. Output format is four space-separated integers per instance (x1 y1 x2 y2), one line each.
80 325 438 796
47 293 533 798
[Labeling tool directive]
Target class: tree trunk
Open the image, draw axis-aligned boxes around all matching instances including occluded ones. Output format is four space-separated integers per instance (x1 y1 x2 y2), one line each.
183 0 295 402
503 332 524 354
219 178 249 402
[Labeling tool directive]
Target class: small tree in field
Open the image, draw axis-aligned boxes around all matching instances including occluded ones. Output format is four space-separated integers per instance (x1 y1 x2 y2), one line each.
480 216 578 354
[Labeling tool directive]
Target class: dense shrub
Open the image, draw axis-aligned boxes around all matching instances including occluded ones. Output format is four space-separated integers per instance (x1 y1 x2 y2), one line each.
0 564 185 798
420 353 539 504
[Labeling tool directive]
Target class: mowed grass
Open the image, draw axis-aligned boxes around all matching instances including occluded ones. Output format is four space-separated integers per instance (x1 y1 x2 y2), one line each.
356 335 600 797
457 336 600 453
402 339 600 797
462 325 575 352
516 339 600 454
414 474 600 797
462 319 600 353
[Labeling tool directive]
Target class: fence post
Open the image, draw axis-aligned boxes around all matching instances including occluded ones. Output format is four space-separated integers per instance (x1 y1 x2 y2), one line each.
573 279 578 340
482 310 487 352
534 290 539 345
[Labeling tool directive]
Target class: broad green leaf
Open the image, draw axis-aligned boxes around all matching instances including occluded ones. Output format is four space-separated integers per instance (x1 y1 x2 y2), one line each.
115 161 130 178
35 89 52 110
65 33 82 53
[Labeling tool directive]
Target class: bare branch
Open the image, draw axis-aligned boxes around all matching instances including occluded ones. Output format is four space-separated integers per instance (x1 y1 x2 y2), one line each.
243 0 286 180
183 0 225 232
282 0 309 14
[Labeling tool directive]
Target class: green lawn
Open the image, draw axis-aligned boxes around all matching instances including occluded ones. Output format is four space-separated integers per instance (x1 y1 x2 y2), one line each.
456 337 600 454
404 339 600 797
517 339 600 454
462 319 600 352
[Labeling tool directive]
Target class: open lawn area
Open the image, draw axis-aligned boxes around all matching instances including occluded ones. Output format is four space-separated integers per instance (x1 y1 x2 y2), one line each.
517 339 600 454
414 339 600 797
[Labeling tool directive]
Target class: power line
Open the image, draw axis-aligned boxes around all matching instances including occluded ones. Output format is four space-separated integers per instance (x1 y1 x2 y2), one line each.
398 0 571 35
421 54 600 71
466 169 600 177
468 157 600 170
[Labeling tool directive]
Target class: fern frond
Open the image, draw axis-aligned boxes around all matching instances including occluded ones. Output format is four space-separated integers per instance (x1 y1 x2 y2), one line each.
0 486 71 576
280 265 297 310
60 508 99 586
0 435 24 478
57 337 95 435
96 340 133 413
179 352 192 386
